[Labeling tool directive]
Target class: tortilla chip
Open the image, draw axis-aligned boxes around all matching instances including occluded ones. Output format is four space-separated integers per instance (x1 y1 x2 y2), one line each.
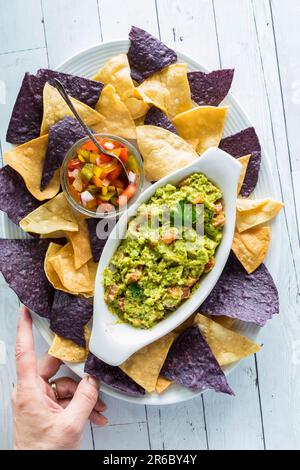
0 166 41 226
40 83 105 136
65 213 92 269
4 135 60 201
95 84 136 139
219 127 261 196
136 125 198 181
127 26 177 83
85 353 145 397
87 218 114 262
194 314 260 367
174 314 197 334
237 155 251 194
44 242 95 296
20 192 79 235
156 376 172 394
41 117 87 190
144 106 178 134
188 69 234 106
6 70 103 144
120 332 176 393
138 64 192 118
232 226 270 274
0 239 54 318
200 252 279 326
49 326 90 363
50 291 93 347
160 326 233 394
236 198 283 232
212 316 237 330
173 106 228 154
93 53 148 119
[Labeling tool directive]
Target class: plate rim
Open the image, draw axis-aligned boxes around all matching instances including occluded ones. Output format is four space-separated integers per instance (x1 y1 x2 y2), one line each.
3 38 282 405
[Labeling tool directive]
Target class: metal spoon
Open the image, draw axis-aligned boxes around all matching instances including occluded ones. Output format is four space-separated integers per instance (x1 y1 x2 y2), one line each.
53 78 130 184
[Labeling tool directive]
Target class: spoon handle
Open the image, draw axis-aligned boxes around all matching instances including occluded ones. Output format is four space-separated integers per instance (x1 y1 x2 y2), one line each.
53 78 104 153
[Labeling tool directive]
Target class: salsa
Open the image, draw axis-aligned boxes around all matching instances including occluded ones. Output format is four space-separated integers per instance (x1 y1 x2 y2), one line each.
103 173 225 329
67 137 139 212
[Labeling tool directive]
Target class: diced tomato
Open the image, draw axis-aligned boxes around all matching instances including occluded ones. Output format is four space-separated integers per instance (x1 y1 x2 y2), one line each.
108 164 122 181
68 158 82 171
99 153 113 163
97 202 115 213
119 147 128 163
118 184 137 205
82 141 99 153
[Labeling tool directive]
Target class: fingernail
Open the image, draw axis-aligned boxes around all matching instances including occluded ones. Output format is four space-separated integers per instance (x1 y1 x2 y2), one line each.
99 402 107 411
86 375 100 389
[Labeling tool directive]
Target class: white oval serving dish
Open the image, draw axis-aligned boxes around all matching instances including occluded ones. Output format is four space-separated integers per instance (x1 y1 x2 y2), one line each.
90 148 242 365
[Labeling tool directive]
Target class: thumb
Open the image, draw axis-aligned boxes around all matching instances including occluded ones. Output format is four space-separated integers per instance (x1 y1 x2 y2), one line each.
64 375 100 428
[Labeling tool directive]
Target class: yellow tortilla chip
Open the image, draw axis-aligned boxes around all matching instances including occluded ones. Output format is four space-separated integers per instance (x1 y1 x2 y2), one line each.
212 316 237 330
232 226 270 274
120 332 176 393
156 376 172 394
136 125 198 181
20 192 79 234
93 54 149 119
4 135 60 201
172 106 228 154
45 242 95 296
174 314 196 334
40 230 65 239
95 84 136 139
40 83 105 135
138 63 192 118
194 313 260 367
65 213 92 270
236 198 283 232
237 155 251 194
49 326 90 363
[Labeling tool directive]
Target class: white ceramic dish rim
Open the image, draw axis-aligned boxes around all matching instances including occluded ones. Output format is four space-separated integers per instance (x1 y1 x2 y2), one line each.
1 39 282 405
91 147 242 365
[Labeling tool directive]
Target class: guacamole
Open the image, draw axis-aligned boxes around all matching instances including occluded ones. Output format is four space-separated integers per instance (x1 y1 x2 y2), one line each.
103 173 225 329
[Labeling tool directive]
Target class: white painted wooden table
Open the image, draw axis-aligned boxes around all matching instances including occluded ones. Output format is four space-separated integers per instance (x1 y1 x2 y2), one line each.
0 0 299 450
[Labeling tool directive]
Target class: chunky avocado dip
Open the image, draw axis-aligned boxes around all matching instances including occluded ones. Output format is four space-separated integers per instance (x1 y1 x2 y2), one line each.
103 173 225 329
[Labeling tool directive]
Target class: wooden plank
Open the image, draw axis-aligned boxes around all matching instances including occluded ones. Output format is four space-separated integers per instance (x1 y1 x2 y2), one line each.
0 48 48 154
203 357 264 450
0 0 45 54
156 0 220 69
98 0 159 39
0 283 20 450
42 0 102 68
213 0 300 450
270 0 300 172
146 397 208 450
93 422 150 450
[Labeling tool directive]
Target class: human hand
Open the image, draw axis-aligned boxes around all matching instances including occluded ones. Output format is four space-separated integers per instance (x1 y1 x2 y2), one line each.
12 307 107 450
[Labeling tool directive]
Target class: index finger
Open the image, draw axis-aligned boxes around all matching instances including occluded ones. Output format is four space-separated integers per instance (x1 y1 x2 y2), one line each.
15 306 37 387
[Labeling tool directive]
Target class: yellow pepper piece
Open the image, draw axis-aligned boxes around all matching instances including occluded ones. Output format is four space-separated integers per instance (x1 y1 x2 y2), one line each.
93 166 102 178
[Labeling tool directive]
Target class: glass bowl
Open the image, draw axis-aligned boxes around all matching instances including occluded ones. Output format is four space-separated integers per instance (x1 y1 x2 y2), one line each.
61 133 145 219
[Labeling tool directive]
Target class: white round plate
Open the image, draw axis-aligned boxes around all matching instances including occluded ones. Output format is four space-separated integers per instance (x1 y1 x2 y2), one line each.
3 40 282 405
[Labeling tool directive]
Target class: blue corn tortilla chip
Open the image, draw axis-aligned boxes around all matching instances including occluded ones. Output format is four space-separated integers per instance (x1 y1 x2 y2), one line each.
84 353 145 397
6 73 44 144
144 106 178 134
0 239 55 318
6 69 103 144
201 252 279 326
50 291 93 348
127 26 177 83
188 69 234 106
87 218 115 262
0 166 41 225
161 326 233 394
219 127 261 197
41 117 87 190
